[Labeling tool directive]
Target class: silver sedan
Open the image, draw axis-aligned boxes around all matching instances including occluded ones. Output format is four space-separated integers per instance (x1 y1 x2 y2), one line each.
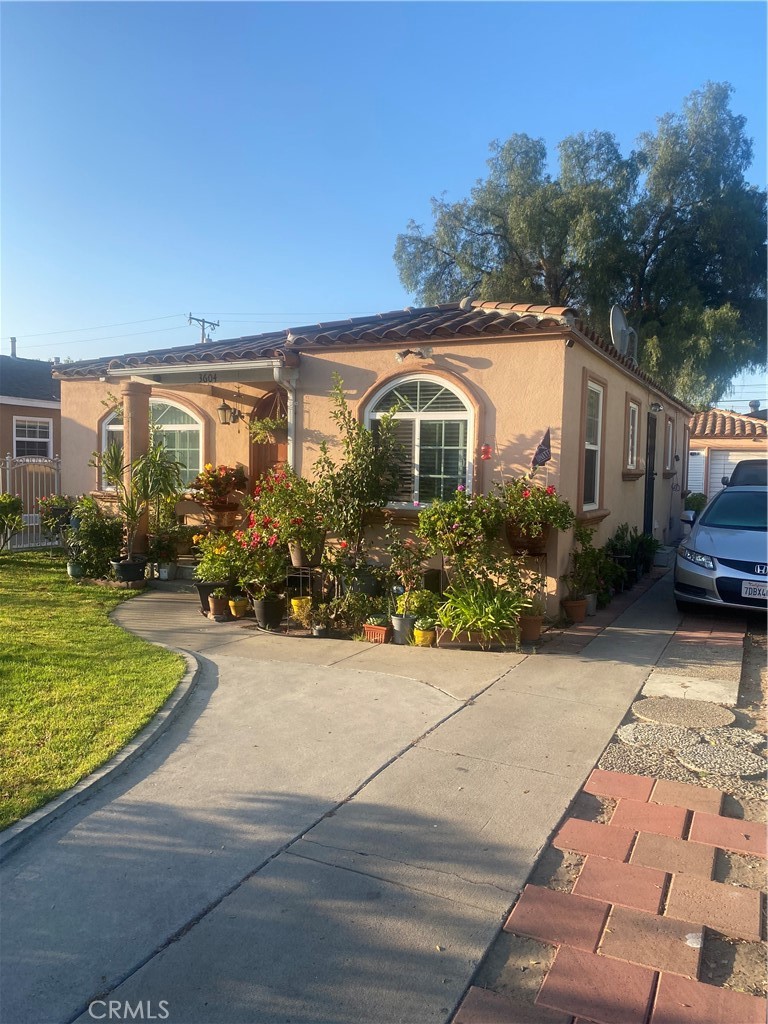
674 485 767 612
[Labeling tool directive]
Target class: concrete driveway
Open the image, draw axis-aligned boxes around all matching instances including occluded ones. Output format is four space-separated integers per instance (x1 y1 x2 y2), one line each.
1 577 683 1024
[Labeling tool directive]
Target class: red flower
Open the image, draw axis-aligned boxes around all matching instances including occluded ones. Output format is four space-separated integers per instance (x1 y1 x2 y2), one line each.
522 489 531 498
546 486 556 495
339 540 348 550
480 443 493 461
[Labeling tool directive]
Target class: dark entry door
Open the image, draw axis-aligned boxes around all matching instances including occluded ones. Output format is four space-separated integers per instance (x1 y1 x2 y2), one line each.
643 413 657 534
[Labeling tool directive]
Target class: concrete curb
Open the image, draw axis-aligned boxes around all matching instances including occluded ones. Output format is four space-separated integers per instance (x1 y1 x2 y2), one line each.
0 648 200 862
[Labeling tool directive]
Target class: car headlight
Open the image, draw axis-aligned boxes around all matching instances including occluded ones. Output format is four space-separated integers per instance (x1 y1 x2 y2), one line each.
678 546 715 570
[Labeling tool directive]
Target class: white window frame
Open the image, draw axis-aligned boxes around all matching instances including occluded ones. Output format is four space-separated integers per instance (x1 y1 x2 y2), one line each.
365 374 475 506
627 401 639 470
665 417 674 472
13 416 53 458
582 381 604 511
101 398 204 488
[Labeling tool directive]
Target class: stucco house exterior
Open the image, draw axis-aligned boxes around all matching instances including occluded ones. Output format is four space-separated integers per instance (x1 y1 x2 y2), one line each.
0 353 61 463
54 300 692 604
687 408 768 500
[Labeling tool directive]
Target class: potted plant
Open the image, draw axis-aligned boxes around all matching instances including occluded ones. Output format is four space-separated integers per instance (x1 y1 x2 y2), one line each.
147 530 179 580
94 439 184 582
313 373 402 562
383 513 430 645
208 586 230 620
417 487 503 569
38 494 77 542
498 477 575 553
310 604 332 637
247 467 327 567
519 593 546 644
413 617 437 647
193 530 240 614
233 516 288 629
188 463 248 529
436 579 525 649
228 592 249 619
363 614 392 644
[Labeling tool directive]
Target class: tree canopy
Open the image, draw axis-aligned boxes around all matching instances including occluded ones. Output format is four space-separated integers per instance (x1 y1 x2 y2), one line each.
393 83 766 407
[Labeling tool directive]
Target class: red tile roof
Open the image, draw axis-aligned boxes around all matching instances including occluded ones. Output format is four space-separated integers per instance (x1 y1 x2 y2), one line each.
690 409 768 440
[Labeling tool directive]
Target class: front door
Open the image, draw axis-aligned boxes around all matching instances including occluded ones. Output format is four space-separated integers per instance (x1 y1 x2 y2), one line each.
249 389 288 481
643 413 657 534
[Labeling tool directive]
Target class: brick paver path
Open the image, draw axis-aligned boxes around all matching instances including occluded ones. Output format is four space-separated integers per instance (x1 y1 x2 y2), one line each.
453 767 767 1024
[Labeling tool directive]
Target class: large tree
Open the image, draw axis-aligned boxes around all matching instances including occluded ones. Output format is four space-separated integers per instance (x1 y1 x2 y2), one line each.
394 83 766 407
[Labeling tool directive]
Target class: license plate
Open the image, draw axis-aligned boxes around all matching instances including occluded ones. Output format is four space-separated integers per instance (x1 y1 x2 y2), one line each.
742 581 767 599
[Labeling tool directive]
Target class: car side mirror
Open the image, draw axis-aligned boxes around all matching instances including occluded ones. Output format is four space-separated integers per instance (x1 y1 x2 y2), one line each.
680 510 696 525
721 475 730 487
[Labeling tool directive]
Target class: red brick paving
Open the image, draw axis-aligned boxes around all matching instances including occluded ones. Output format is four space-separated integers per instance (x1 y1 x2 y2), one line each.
573 856 667 913
650 973 768 1024
650 778 723 815
688 809 768 858
551 818 635 861
452 985 572 1024
598 905 702 977
665 873 763 941
583 768 655 802
610 798 688 838
629 831 715 879
504 884 610 952
536 946 656 1024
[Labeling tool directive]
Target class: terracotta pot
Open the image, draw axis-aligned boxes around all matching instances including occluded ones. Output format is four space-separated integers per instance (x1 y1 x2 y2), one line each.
194 581 228 614
519 614 544 644
562 598 587 623
208 594 230 619
288 536 326 568
208 504 239 530
363 624 392 644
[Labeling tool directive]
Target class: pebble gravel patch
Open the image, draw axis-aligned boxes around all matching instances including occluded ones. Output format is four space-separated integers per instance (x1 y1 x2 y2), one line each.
617 722 701 750
631 695 736 729
702 726 766 750
675 743 767 778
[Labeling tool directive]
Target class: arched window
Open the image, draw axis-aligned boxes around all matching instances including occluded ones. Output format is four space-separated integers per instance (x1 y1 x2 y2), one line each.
102 399 202 487
367 376 474 503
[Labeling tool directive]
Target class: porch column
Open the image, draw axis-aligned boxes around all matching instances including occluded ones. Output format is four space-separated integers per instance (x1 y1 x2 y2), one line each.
121 380 151 553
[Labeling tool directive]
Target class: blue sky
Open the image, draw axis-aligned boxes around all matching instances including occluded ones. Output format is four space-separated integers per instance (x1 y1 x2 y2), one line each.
1 1 765 407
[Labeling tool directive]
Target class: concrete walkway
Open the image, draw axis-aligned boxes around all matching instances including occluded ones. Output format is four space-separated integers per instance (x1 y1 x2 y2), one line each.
2 576 689 1024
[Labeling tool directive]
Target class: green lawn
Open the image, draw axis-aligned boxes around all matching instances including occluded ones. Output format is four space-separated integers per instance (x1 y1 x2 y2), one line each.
0 551 185 830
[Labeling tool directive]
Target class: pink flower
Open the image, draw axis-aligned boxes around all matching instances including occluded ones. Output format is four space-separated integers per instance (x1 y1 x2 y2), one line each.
457 484 465 492
546 485 556 495
480 444 493 461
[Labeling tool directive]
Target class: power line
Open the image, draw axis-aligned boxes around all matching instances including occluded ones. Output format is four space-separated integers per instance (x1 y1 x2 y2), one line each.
3 313 186 340
22 325 185 350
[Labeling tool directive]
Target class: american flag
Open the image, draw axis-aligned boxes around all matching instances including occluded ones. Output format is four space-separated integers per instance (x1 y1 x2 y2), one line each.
531 428 552 468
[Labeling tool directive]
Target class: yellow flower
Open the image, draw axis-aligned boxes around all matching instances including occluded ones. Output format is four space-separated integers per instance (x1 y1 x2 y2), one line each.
204 463 214 471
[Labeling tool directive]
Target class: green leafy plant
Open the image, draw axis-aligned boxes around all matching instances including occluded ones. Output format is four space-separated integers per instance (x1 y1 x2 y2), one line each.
194 530 246 583
684 492 708 514
383 512 430 615
366 614 389 627
38 495 77 536
395 588 441 620
498 477 575 537
417 488 503 566
0 494 24 552
414 617 437 631
210 586 228 599
437 579 525 646
561 525 599 599
63 497 123 578
248 415 288 445
246 466 327 553
313 373 402 558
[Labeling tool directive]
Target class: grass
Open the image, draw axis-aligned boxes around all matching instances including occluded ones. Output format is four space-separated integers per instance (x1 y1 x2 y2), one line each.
0 550 185 830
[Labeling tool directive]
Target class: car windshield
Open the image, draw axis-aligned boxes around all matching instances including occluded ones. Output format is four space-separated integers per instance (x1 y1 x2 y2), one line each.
700 490 767 531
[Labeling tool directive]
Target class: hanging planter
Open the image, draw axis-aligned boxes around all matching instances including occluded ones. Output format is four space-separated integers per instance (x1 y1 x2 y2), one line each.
288 536 325 568
504 523 548 554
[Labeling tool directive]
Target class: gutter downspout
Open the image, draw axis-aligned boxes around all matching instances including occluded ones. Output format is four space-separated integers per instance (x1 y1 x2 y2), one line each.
274 366 299 472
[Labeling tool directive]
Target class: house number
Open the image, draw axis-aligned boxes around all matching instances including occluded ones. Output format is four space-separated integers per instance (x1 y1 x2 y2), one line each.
198 372 218 383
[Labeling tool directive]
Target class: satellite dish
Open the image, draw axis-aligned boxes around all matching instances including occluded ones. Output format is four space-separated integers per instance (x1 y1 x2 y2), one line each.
609 304 638 364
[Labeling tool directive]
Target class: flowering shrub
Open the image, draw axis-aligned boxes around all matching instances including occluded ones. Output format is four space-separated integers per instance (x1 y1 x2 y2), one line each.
245 467 326 552
498 478 575 537
194 530 246 583
233 513 289 599
189 464 247 507
382 513 430 614
416 488 503 561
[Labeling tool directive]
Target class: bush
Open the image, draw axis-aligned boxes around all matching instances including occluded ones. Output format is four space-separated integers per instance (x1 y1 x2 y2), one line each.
67 497 123 578
0 494 23 551
685 492 708 514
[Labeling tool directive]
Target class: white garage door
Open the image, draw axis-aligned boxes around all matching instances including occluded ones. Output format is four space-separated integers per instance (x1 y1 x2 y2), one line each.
687 451 705 494
707 451 765 499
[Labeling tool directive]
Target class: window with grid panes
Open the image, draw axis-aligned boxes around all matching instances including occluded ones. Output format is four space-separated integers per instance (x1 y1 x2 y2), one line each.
102 400 202 486
13 417 53 458
369 378 472 503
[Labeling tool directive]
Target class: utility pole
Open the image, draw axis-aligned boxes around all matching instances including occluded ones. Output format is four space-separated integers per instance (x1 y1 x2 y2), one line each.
188 313 220 345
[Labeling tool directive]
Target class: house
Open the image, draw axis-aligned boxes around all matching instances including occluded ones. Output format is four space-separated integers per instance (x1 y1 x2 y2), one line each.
53 300 692 605
0 350 62 539
687 408 768 500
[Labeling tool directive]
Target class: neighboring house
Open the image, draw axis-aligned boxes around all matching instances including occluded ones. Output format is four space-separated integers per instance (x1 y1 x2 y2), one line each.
54 300 692 605
688 408 768 500
0 353 62 542
0 353 62 461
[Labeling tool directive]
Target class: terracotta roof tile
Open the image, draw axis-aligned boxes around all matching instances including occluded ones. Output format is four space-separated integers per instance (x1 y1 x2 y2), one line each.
690 409 768 440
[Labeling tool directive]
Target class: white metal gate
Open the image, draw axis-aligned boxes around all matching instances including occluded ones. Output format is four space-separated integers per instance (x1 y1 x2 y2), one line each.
1 454 61 548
